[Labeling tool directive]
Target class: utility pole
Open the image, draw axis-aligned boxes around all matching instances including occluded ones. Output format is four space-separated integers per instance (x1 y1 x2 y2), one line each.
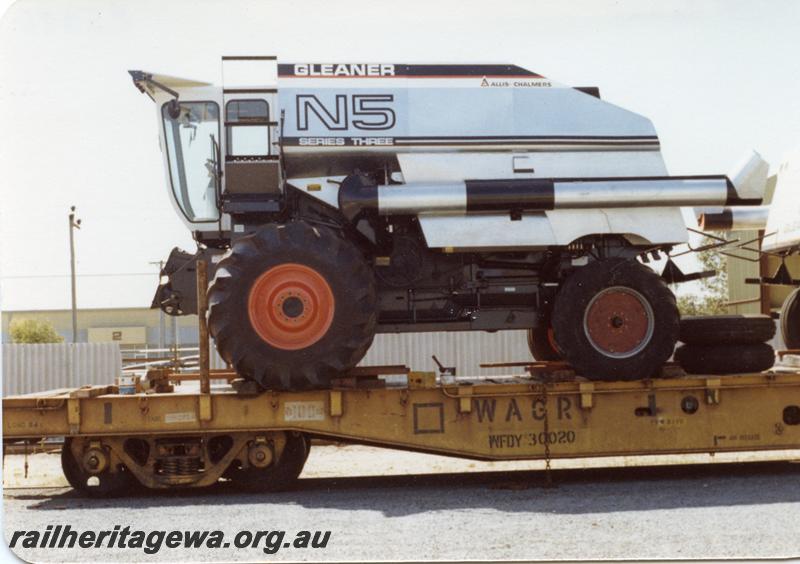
68 206 82 343
149 260 167 351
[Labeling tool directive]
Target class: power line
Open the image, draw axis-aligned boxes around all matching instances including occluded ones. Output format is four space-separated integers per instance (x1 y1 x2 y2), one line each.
1 273 157 280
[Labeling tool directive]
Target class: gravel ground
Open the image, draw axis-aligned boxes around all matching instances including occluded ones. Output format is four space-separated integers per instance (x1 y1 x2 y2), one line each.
4 445 800 562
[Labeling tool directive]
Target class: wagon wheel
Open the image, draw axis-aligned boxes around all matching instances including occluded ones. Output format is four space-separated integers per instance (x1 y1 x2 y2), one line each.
227 432 310 492
61 437 137 497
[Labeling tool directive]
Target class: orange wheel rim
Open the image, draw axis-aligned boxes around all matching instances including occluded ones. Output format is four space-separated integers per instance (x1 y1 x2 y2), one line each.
248 263 335 350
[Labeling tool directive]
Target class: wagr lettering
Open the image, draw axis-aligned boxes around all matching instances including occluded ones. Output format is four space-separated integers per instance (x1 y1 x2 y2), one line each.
472 397 573 423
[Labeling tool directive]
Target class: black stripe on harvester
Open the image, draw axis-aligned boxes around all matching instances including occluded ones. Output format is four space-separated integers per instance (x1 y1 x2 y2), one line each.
222 55 277 61
394 135 659 146
280 136 660 147
395 135 659 141
277 63 543 77
399 64 540 77
724 181 762 206
465 179 555 212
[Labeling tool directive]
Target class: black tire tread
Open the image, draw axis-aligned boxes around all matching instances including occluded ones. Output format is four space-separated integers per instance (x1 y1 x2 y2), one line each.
679 314 775 345
675 343 775 375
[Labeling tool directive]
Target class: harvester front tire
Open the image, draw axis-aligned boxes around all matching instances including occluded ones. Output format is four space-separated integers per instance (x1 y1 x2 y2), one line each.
552 258 679 381
208 222 377 390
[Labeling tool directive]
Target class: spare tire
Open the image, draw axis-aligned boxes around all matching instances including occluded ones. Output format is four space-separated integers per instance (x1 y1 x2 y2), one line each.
552 258 679 381
679 315 776 345
781 288 800 349
675 343 775 375
208 222 377 390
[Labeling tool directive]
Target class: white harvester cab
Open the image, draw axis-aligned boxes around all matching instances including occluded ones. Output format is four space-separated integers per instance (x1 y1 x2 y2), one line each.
132 56 281 233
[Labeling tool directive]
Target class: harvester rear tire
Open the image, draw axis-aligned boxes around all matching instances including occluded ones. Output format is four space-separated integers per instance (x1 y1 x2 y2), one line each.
552 258 679 381
675 343 775 375
208 222 377 390
679 314 775 345
781 288 800 349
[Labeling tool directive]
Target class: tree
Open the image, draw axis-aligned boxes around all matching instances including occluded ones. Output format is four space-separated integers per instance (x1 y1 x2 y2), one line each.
676 234 729 316
9 319 64 344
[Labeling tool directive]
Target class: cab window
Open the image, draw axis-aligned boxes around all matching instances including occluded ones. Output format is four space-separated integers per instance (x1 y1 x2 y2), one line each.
161 101 221 222
226 100 270 158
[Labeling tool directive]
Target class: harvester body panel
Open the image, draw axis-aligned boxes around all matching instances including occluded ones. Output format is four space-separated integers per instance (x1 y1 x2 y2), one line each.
134 61 766 249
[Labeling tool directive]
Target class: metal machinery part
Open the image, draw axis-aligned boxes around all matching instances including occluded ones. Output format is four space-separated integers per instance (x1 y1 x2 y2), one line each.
151 247 224 316
696 206 770 232
339 176 753 220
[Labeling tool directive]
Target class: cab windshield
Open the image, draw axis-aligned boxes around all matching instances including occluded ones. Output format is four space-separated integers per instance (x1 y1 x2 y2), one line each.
161 101 221 222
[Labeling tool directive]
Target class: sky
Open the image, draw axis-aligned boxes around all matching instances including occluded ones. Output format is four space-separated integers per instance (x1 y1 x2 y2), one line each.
0 0 799 311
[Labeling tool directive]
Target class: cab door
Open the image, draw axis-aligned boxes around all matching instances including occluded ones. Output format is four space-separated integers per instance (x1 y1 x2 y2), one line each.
221 57 281 208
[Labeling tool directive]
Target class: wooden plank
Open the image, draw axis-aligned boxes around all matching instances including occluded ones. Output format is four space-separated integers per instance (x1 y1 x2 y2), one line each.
70 385 117 399
345 365 409 377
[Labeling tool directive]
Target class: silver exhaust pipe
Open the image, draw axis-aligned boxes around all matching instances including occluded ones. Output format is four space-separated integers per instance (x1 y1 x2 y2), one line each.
339 173 763 221
696 205 770 232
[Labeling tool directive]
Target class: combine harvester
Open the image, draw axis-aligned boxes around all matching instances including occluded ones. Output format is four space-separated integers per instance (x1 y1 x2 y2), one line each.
4 58 798 496
131 58 769 389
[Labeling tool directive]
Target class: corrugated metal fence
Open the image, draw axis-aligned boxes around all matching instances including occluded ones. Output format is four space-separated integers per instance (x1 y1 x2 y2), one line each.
2 343 122 396
3 332 532 395
361 330 531 376
215 331 532 376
